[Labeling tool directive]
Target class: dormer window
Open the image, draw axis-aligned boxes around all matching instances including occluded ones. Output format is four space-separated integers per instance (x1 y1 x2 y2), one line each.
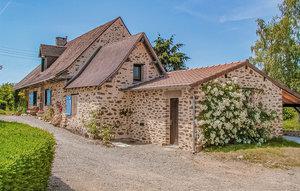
133 64 142 82
41 58 46 72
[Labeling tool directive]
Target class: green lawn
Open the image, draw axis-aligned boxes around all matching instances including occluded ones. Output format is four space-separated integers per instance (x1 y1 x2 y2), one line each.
204 137 300 152
283 113 300 130
204 138 300 169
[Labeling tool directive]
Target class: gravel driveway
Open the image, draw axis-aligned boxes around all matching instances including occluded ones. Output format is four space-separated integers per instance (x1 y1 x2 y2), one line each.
1 115 299 191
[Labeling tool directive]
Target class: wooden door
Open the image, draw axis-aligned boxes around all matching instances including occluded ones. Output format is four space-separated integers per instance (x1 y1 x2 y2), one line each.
170 98 179 145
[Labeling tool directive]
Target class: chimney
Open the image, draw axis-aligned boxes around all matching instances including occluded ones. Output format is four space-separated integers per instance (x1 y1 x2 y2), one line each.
56 36 67 46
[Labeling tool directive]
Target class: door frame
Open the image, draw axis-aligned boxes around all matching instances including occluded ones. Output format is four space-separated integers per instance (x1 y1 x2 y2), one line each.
170 98 179 145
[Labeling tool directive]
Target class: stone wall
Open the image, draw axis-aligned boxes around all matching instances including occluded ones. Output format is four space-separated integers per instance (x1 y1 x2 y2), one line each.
127 87 194 151
62 40 161 137
193 65 283 149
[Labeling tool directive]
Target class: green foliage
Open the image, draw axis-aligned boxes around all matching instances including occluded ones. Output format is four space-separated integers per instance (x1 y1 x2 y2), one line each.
197 80 276 147
153 34 190 71
204 137 300 152
15 90 27 114
283 107 297 120
100 125 114 145
0 83 26 114
0 83 15 111
283 108 300 130
87 118 101 139
251 0 300 92
86 109 114 145
0 120 55 190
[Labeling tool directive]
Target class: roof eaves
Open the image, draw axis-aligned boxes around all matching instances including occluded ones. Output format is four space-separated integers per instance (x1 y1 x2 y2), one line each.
141 33 166 75
190 60 248 87
245 62 300 100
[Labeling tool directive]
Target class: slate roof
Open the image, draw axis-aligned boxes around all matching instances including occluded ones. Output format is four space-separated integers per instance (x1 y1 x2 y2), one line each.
126 61 245 90
66 33 144 88
15 17 120 90
39 44 66 57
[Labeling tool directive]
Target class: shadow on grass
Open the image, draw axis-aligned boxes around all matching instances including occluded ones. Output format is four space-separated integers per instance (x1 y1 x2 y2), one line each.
48 176 74 191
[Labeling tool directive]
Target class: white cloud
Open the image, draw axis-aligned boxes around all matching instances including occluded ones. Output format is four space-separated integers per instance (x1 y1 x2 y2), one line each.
219 0 281 23
174 0 281 23
0 0 12 16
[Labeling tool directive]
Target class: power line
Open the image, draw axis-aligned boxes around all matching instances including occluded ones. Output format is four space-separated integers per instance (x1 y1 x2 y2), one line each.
0 49 37 57
0 53 40 60
0 45 38 54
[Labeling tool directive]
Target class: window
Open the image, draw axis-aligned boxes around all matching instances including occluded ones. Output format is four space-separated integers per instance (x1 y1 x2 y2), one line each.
29 91 37 106
66 94 78 116
41 58 46 72
44 89 52 106
133 64 142 81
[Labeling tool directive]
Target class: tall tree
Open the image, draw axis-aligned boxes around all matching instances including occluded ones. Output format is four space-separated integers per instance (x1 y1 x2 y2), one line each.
153 34 190 72
251 0 300 92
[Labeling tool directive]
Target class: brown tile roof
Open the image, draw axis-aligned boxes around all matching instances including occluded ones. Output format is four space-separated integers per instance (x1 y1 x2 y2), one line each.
14 65 41 90
126 60 246 90
66 33 144 88
126 60 300 106
39 44 66 57
15 17 120 90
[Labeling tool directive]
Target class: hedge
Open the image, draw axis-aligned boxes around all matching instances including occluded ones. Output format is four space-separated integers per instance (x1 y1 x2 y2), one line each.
0 120 55 190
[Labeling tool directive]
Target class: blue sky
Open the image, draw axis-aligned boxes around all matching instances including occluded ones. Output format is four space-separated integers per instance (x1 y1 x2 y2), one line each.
0 0 281 84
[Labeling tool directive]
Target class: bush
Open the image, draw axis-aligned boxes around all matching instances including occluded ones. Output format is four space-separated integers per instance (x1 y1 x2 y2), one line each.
197 79 276 147
86 109 114 145
283 107 297 120
0 121 55 190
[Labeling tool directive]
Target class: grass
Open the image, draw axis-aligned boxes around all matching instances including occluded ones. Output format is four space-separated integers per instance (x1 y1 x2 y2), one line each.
204 138 300 152
0 109 21 116
283 113 300 130
204 138 300 169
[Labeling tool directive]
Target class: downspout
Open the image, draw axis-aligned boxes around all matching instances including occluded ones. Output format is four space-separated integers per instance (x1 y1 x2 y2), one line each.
192 93 196 154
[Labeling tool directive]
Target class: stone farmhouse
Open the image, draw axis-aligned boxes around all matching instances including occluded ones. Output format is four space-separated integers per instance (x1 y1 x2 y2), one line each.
15 17 300 152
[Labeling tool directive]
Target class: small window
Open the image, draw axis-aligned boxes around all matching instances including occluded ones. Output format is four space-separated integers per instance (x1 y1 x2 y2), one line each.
29 91 37 106
66 94 78 116
44 89 52 106
133 64 142 81
41 58 46 72
225 74 228 78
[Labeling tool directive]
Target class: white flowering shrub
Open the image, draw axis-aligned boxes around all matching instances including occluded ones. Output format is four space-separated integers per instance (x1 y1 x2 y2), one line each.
197 79 276 147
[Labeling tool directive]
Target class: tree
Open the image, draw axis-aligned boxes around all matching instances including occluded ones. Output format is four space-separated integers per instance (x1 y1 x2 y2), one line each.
153 34 190 71
251 0 300 92
0 83 15 110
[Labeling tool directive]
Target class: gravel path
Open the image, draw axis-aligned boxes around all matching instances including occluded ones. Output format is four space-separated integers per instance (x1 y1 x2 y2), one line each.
1 115 299 191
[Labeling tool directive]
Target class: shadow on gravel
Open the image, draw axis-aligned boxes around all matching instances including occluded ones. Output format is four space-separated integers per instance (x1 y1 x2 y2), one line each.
48 176 74 191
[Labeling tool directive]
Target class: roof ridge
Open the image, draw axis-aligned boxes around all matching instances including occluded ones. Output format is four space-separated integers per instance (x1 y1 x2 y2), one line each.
67 17 119 45
102 33 144 47
167 60 246 74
